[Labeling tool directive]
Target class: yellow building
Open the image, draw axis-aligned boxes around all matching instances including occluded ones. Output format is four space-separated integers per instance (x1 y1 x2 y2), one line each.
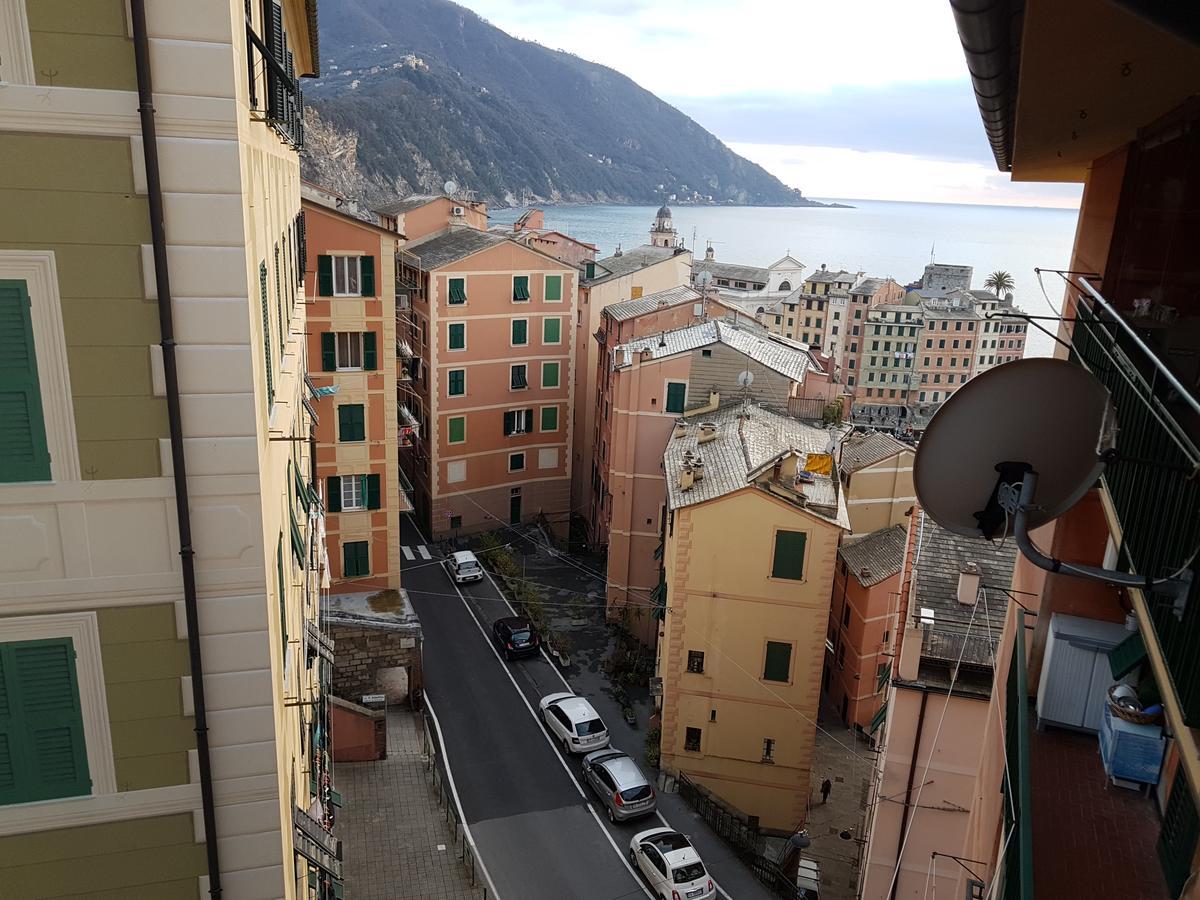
656 405 849 832
838 431 915 534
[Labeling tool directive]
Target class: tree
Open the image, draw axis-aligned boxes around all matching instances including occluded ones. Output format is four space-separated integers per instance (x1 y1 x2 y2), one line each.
984 271 1015 295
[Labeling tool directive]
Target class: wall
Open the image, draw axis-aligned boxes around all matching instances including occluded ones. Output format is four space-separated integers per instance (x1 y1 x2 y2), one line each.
400 198 487 241
829 567 901 733
328 621 422 702
330 698 386 762
844 451 915 534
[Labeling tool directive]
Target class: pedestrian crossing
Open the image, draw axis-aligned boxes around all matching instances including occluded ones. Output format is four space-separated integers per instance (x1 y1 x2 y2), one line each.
402 544 433 562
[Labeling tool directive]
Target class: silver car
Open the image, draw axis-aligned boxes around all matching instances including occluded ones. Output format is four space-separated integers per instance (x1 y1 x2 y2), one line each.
582 749 657 822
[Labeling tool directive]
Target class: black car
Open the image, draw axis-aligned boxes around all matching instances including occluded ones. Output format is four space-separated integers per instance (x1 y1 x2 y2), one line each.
492 616 540 660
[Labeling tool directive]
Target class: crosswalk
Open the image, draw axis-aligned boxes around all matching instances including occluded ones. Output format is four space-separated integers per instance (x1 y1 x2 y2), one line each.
402 544 433 562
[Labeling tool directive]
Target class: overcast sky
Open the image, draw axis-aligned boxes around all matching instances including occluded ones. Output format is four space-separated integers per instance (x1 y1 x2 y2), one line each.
457 0 1083 208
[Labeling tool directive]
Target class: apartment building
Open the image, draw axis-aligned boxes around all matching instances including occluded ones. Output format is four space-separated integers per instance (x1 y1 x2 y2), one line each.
657 406 849 832
496 208 598 267
765 292 833 347
852 296 924 421
0 2 340 898
397 227 579 540
302 189 406 590
373 194 488 240
837 431 915 535
913 295 978 411
825 277 906 377
805 265 861 296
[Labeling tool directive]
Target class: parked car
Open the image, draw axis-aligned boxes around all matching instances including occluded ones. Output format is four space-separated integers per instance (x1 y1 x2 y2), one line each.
492 616 540 660
629 828 715 900
445 550 484 584
538 692 610 754
581 748 656 822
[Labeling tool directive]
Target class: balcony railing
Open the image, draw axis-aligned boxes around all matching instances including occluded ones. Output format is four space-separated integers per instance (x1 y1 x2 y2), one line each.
1002 609 1034 900
1068 285 1200 724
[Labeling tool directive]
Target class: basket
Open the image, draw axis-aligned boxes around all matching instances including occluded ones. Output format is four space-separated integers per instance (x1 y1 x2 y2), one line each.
1107 684 1163 725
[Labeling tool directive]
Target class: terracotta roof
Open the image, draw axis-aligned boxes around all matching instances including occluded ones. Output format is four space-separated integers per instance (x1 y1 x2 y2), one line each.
839 524 907 587
839 431 912 474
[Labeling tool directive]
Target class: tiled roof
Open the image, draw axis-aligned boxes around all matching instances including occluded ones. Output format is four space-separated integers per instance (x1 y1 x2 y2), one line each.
613 320 814 382
839 524 907 587
851 277 888 296
838 430 912 474
808 268 858 284
606 286 703 321
404 228 509 270
374 195 445 216
694 260 770 284
589 246 680 283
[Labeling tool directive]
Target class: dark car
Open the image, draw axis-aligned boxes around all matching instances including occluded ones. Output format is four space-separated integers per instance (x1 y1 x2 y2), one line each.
492 616 540 660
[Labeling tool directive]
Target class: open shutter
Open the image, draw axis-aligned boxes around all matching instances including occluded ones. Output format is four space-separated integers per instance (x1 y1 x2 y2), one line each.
360 256 375 297
296 211 307 284
366 474 381 510
317 256 333 296
0 281 51 483
524 409 534 433
512 276 530 301
503 411 515 436
260 263 274 409
326 476 342 512
321 333 336 371
362 331 377 370
267 1 285 121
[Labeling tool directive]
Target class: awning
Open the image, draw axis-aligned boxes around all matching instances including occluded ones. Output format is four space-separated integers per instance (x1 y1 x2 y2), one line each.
1109 630 1148 679
294 806 342 878
305 619 334 663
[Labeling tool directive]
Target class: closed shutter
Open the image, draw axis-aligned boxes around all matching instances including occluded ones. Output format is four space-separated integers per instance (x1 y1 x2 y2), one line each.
290 506 305 564
360 256 375 296
0 280 51 483
326 476 342 512
0 638 91 805
260 263 274 409
665 382 686 414
296 212 307 283
448 417 465 443
542 362 559 388
543 318 561 344
544 275 562 301
362 331 377 370
338 405 364 442
448 369 464 396
321 333 336 371
294 465 310 512
343 541 369 578
540 406 557 431
771 530 806 580
512 320 527 345
763 641 792 682
366 473 381 509
275 243 284 349
448 323 465 350
317 255 333 296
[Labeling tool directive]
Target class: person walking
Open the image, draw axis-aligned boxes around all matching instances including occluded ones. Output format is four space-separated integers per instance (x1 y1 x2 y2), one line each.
820 778 832 805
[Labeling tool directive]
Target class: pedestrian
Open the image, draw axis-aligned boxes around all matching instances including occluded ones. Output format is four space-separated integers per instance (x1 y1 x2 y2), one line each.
820 778 832 804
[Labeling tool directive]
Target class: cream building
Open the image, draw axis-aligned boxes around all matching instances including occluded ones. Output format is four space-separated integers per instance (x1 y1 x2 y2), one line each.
838 431 916 535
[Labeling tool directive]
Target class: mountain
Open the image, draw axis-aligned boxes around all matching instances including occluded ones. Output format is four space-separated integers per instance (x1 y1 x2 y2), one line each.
303 0 829 208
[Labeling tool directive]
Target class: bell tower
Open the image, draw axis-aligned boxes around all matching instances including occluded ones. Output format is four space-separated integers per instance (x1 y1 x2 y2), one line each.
650 204 676 248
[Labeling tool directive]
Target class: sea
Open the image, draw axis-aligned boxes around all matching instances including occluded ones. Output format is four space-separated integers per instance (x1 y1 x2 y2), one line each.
489 199 1080 360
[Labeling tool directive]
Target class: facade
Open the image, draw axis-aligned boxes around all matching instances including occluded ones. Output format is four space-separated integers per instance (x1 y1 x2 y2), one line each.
805 265 861 295
657 406 849 832
917 263 973 293
837 278 907 385
838 431 915 535
765 292 834 348
373 194 488 241
302 190 406 590
0 2 342 898
852 296 924 422
397 228 579 540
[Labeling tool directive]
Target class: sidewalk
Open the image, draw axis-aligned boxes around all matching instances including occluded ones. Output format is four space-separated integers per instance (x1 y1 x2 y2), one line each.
336 709 481 900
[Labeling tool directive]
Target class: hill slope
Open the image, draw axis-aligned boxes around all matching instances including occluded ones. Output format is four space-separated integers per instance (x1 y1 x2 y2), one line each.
304 0 819 207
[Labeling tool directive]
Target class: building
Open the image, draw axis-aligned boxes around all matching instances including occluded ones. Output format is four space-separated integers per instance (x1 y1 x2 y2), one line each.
396 226 579 540
656 405 849 832
0 2 342 898
596 321 831 640
302 187 407 591
912 292 979 417
765 291 834 348
373 194 488 241
691 245 807 312
805 264 862 295
837 431 915 535
917 263 973 293
649 204 679 248
836 278 908 385
852 295 924 424
495 208 599 268
574 244 693 540
827 524 907 734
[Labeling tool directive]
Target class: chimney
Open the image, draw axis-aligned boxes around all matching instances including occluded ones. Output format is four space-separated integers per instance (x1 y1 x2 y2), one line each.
673 419 688 440
957 562 982 606
614 243 623 257
679 465 695 491
639 347 652 362
692 454 705 481
697 422 719 444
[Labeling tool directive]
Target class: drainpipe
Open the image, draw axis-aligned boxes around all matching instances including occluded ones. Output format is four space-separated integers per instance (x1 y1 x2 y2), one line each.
131 3 222 896
891 689 928 900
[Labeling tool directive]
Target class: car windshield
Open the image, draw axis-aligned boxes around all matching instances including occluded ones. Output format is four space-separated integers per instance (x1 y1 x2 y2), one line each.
673 862 706 884
575 718 606 736
619 785 652 802
458 561 480 571
511 630 531 642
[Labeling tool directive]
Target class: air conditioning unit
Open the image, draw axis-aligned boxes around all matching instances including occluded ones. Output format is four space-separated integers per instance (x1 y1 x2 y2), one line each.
452 205 465 217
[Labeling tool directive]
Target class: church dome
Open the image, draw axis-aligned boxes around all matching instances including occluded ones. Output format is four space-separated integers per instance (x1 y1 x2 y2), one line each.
656 204 672 219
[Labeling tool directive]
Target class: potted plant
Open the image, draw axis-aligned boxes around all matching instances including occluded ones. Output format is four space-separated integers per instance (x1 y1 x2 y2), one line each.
623 705 637 726
554 633 573 668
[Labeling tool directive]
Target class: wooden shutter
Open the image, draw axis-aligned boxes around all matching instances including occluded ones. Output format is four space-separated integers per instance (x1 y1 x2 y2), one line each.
503 411 515 436
362 331 377 370
296 211 307 283
449 323 464 350
543 318 561 344
338 406 353 442
274 243 284 349
665 382 686 413
266 1 285 120
260 263 274 409
448 417 465 443
320 333 336 371
763 641 792 682
542 362 559 388
360 256 375 297
0 280 51 483
512 319 527 345
326 476 341 512
513 276 530 301
523 409 534 432
366 473 381 509
771 530 807 580
317 255 333 296
544 275 562 301
448 278 466 303
540 406 557 431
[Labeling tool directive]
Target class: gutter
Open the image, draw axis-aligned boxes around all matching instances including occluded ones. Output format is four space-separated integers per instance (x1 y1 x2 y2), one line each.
131 3 222 895
949 0 1024 172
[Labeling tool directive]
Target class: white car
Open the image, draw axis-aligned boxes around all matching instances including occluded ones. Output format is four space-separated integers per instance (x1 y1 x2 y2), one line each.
445 550 484 583
629 828 716 900
538 692 610 754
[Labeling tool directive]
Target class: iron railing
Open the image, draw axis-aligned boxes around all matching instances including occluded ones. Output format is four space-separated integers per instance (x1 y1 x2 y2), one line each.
1068 288 1200 724
1002 609 1034 900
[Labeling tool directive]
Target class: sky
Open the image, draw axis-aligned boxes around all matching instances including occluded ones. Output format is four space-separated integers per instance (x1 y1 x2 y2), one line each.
453 0 1083 209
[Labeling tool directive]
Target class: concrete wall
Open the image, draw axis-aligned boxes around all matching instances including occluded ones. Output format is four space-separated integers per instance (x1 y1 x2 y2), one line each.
328 621 422 704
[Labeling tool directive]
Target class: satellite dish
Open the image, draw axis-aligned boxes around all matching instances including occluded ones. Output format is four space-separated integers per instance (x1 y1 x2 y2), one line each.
696 270 713 288
443 179 459 197
915 358 1116 539
737 370 755 389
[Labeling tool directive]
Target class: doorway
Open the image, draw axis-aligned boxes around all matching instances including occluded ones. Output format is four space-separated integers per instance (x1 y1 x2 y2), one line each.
509 489 522 524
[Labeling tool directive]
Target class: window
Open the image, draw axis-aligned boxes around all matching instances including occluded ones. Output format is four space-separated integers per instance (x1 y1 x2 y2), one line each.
701 348 712 357
447 460 467 483
448 416 466 444
513 275 530 302
510 364 528 390
771 530 806 580
538 448 557 469
509 452 526 472
512 319 528 346
337 404 365 442
0 280 51 483
341 474 364 510
448 369 465 397
343 541 369 577
333 256 360 296
763 640 792 682
544 274 562 302
842 603 851 628
540 406 558 432
543 317 562 344
335 332 363 369
832 326 839 335
448 322 465 350
450 515 462 529
542 361 560 388
503 409 534 436
448 277 466 304
684 727 702 752
762 738 775 762
687 650 705 673
665 382 686 414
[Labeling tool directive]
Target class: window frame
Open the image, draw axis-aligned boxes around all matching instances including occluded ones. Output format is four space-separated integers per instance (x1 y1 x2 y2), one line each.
540 405 559 432
332 255 362 297
544 274 563 303
447 321 466 351
337 404 366 443
447 368 466 397
343 540 370 577
541 361 560 389
335 332 364 370
684 727 702 752
448 415 466 445
542 317 562 345
664 381 687 414
770 528 807 581
687 650 705 674
509 452 526 473
447 460 467 484
447 277 467 305
511 318 529 347
510 363 528 391
341 473 366 511
512 275 530 303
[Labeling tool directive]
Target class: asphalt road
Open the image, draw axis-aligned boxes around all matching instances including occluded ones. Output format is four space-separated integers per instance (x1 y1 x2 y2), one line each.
401 514 652 900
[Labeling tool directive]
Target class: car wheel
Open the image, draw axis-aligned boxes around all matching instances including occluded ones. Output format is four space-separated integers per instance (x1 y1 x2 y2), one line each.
562 737 570 755
607 805 616 823
629 849 638 866
504 649 512 661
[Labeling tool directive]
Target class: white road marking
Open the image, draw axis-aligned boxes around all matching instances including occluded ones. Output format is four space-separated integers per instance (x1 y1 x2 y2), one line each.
402 545 415 561
417 544 432 560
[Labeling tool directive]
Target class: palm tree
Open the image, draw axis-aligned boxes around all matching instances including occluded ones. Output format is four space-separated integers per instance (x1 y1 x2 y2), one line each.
984 270 1015 295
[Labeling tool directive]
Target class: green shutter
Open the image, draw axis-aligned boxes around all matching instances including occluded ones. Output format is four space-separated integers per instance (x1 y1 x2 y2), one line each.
326 476 342 512
366 473 381 509
317 255 333 296
294 466 310 513
544 275 562 301
0 281 51 483
448 417 465 443
503 411 515 436
321 333 336 371
275 243 284 350
543 318 561 344
771 530 807 580
512 319 527 345
540 406 558 431
877 662 892 692
290 506 305 564
448 323 465 350
0 638 91 805
360 256 375 297
513 275 530 301
260 263 274 409
277 537 286 654
344 541 369 577
542 362 560 388
869 699 888 735
763 641 792 682
448 278 466 304
363 331 377 370
585 261 595 280
448 369 465 396
524 409 534 432
665 382 686 414
338 405 365 442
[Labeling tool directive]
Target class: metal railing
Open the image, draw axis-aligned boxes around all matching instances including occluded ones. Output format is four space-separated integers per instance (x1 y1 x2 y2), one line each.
1002 609 1033 900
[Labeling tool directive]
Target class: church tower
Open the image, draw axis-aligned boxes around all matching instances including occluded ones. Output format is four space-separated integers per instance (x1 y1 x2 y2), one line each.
650 204 676 248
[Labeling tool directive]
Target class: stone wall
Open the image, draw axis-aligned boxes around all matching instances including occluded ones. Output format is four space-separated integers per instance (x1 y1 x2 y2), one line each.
328 618 423 704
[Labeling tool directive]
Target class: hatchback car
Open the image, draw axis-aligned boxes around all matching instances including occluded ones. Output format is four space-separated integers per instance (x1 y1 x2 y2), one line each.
629 828 715 900
492 616 540 660
582 749 656 822
445 550 484 583
539 692 610 754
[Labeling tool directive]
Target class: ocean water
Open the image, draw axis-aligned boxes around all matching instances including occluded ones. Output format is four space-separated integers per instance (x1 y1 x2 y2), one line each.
490 199 1080 359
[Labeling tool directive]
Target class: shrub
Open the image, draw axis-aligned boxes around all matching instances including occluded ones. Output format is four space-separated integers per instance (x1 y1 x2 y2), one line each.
645 726 661 768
